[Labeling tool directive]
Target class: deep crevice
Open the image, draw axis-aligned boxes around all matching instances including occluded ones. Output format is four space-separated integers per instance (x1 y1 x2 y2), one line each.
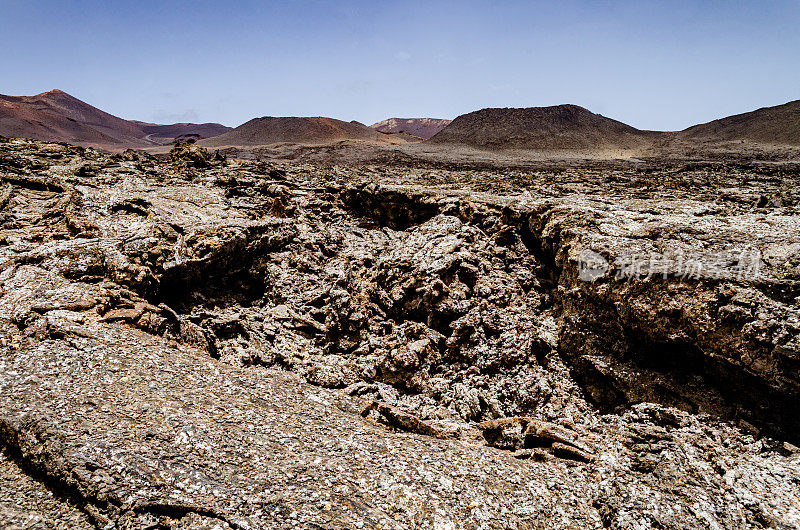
558 288 800 444
519 204 800 443
149 182 799 445
339 186 441 230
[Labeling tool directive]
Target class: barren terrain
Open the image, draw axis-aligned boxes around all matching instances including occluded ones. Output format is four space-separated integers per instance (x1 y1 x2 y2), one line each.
0 136 799 528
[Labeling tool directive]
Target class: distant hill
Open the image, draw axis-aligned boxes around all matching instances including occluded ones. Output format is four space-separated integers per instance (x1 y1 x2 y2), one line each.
0 90 230 149
378 131 425 143
425 101 800 157
427 105 654 153
3 91 798 157
0 89 150 147
131 122 232 143
200 116 395 147
675 100 800 146
370 118 451 139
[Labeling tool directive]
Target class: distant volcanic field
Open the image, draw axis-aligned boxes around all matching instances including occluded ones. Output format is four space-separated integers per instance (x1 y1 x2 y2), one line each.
1 90 799 159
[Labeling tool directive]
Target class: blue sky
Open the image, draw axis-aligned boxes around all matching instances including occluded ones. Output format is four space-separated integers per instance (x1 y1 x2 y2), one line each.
2 0 799 129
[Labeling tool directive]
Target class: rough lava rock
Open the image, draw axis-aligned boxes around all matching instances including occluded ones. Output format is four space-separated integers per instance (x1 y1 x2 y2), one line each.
1 137 799 528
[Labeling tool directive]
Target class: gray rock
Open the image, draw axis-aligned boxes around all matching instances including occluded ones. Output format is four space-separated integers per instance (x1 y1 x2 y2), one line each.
1 137 799 528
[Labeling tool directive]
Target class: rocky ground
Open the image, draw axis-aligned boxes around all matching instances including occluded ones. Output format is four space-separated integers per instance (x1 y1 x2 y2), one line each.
1 137 799 528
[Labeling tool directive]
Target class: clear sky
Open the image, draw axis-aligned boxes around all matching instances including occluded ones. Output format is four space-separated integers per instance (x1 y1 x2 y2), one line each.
2 0 799 130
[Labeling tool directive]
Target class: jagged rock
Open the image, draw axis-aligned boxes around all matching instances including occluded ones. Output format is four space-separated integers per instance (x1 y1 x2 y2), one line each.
1 137 799 528
169 141 213 168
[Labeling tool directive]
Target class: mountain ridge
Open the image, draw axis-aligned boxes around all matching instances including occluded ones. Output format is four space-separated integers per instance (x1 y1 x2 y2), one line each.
0 89 230 149
427 100 800 155
2 90 798 156
200 116 407 147
370 117 451 139
675 99 800 146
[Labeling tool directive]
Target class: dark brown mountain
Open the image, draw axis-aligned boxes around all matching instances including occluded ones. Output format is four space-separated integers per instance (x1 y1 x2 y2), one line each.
131 121 232 142
675 100 800 146
4 91 798 156
200 116 393 147
0 90 230 149
427 105 655 152
0 89 150 147
370 118 451 139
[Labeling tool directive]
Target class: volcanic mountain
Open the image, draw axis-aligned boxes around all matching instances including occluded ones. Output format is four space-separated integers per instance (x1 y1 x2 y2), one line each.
427 105 656 153
0 89 150 147
370 118 451 139
200 116 399 147
675 99 800 146
0 90 230 149
130 121 232 143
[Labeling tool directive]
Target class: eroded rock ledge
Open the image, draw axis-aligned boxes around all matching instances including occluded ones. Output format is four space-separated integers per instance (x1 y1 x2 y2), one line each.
1 138 799 528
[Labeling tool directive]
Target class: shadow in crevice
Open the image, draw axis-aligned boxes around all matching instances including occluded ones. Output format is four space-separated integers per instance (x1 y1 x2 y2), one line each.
339 186 441 230
562 317 800 444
